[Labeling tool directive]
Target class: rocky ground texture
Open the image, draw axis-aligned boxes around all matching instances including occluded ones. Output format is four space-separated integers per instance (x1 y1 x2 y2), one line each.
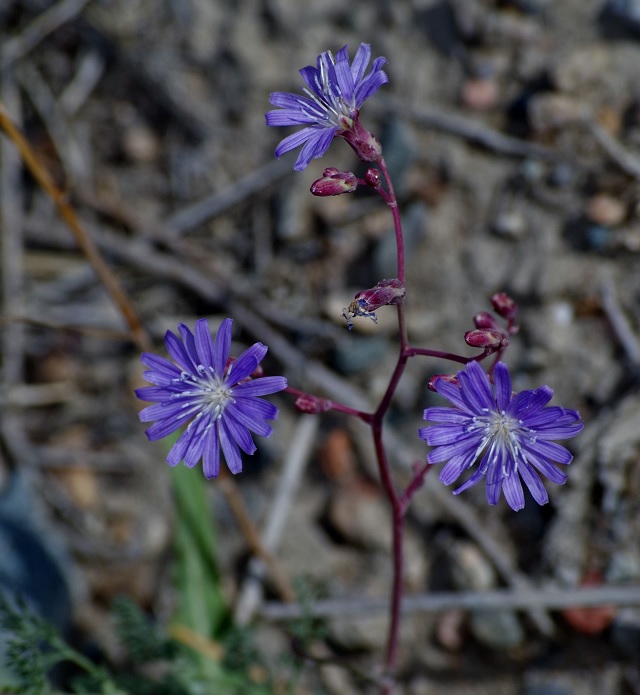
2 0 640 693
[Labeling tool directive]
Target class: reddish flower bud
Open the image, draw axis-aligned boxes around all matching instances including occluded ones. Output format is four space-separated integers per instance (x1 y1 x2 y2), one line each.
427 373 459 392
295 393 333 414
310 168 358 196
473 311 500 331
464 329 506 349
342 278 406 329
339 117 383 163
491 292 518 321
364 167 381 188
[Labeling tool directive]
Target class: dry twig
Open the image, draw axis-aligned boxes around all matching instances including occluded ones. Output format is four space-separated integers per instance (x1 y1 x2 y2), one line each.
0 103 152 353
259 584 640 621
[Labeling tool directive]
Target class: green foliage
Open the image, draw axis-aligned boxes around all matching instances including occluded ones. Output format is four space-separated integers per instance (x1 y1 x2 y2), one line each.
168 465 273 694
0 592 123 695
170 465 229 640
0 449 281 695
287 576 330 648
0 591 274 695
0 593 50 694
111 596 176 665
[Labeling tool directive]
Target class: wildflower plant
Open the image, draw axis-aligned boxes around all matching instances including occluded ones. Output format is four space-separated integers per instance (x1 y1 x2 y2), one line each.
137 318 287 478
136 42 584 694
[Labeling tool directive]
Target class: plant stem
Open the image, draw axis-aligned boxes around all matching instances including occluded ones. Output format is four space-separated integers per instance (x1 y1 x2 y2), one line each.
370 157 411 691
377 157 405 285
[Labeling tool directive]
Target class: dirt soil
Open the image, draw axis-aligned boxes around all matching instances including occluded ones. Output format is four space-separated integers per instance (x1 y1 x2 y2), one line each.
2 0 640 693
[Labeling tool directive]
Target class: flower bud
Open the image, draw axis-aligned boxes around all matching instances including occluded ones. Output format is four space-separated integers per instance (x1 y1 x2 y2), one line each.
342 278 406 329
295 393 333 414
427 373 459 392
491 292 518 321
464 329 506 349
473 311 500 331
310 168 358 196
339 117 383 163
364 167 381 188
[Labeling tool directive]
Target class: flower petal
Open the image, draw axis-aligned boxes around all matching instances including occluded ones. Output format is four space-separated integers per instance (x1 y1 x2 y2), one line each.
219 418 243 474
223 410 257 455
165 330 194 373
494 362 512 412
518 461 549 506
294 127 336 170
141 352 181 377
423 406 472 424
458 362 494 413
212 318 232 375
229 343 268 384
234 376 287 397
203 425 221 479
227 399 276 437
350 43 371 86
502 469 525 511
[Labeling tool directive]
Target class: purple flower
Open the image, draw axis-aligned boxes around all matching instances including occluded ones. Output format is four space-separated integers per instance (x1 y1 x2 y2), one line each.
419 361 583 511
266 43 388 170
136 318 287 479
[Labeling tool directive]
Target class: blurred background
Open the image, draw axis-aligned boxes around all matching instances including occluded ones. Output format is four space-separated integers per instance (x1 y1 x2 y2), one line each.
2 0 640 693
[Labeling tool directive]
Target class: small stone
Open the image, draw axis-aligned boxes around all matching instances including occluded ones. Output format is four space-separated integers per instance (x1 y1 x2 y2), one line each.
328 613 389 652
528 94 587 134
585 194 626 226
449 541 525 649
319 429 358 484
326 482 392 551
469 608 526 649
122 124 160 163
552 46 609 94
435 609 466 651
492 209 528 239
460 77 500 111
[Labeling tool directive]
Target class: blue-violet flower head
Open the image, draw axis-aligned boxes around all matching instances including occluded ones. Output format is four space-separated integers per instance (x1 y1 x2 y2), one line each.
136 318 287 479
419 361 583 511
266 43 388 170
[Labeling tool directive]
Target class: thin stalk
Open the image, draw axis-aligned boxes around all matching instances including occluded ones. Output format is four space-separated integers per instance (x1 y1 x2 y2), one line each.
377 157 405 285
284 385 372 422
369 157 411 690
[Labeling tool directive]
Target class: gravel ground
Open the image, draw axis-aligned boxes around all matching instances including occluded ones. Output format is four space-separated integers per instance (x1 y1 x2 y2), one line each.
2 0 640 693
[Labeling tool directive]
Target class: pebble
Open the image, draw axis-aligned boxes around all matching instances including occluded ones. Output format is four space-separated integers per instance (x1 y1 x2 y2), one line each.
319 428 358 484
469 608 526 650
528 94 587 134
122 124 160 163
326 481 392 551
585 194 626 226
448 541 525 649
460 77 500 111
492 208 528 239
552 46 609 94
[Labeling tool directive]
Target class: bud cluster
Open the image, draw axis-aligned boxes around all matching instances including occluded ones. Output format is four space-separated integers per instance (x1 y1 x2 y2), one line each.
464 292 519 352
